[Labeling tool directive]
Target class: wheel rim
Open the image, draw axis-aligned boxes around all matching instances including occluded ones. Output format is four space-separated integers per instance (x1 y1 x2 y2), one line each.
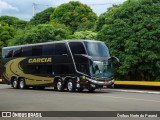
67 82 73 91
13 80 17 88
20 80 24 89
57 81 62 91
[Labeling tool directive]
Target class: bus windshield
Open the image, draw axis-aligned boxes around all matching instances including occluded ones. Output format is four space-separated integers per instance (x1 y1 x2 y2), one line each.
84 41 110 57
84 41 113 78
89 60 113 78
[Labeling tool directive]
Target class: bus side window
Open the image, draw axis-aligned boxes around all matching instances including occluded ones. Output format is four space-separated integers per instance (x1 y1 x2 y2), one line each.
42 44 55 56
32 45 42 56
2 49 8 58
13 48 22 57
53 64 70 75
55 43 68 55
22 47 32 57
5 49 13 58
39 65 52 74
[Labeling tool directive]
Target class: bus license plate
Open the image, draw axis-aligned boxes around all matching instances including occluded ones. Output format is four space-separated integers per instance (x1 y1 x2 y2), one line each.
103 85 107 88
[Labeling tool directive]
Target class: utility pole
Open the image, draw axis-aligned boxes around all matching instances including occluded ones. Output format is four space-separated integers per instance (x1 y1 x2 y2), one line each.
32 3 36 16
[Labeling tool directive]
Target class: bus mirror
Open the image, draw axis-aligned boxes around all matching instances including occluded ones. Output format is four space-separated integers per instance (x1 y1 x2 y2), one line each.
111 56 120 62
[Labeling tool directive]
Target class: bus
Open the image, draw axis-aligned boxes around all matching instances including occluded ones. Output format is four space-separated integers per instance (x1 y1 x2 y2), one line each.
1 40 119 92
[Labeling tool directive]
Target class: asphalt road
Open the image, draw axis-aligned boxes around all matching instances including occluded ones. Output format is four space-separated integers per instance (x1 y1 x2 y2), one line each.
0 84 160 120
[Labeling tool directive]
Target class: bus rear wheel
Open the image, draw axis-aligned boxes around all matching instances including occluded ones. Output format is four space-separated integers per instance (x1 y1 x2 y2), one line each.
67 80 75 92
19 78 26 89
12 77 19 89
56 79 64 91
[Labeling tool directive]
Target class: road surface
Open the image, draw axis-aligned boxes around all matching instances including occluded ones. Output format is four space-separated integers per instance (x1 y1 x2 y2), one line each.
0 84 160 119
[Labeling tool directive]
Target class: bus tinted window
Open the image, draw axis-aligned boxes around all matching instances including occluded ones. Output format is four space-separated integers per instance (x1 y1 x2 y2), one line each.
42 44 55 56
5 49 13 58
23 65 52 75
39 65 52 74
32 45 42 56
84 42 110 57
2 49 8 58
13 47 22 57
69 42 86 54
22 47 32 57
53 64 70 74
55 43 68 55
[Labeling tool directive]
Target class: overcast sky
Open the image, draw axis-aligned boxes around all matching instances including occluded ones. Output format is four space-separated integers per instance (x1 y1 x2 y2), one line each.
0 0 127 21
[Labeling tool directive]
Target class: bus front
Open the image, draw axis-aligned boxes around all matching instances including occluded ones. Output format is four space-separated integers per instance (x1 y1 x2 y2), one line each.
68 40 118 91
84 41 116 89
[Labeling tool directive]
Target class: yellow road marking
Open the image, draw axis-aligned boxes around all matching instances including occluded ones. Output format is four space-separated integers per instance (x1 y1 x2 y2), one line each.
115 81 160 86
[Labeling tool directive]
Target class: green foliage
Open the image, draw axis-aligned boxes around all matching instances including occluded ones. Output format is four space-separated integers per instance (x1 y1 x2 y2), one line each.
97 0 160 81
0 16 18 26
29 7 55 26
0 16 28 29
50 1 97 32
9 24 70 45
0 22 16 56
95 13 107 31
76 21 96 32
73 31 97 40
14 20 28 29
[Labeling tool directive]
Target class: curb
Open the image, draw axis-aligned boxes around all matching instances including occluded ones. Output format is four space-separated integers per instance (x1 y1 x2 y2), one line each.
115 81 160 87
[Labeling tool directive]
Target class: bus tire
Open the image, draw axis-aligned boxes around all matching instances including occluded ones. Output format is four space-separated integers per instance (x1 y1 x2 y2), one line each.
67 79 75 92
19 78 26 89
11 77 19 89
56 79 64 91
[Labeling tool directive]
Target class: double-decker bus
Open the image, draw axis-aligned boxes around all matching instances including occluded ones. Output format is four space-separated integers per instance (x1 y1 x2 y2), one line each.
1 40 118 92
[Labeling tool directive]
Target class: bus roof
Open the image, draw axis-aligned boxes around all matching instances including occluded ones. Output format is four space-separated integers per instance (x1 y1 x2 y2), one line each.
3 40 104 49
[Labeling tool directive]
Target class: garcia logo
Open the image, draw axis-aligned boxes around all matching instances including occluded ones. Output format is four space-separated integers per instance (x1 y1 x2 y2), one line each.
28 58 52 63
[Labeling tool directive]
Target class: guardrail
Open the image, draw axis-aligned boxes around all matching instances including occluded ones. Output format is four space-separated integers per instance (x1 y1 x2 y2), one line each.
115 81 160 87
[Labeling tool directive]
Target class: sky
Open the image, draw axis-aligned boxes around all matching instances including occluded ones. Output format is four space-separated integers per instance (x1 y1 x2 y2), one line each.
0 0 127 21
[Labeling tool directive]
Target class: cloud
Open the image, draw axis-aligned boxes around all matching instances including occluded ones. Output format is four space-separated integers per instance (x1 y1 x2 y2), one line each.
0 0 19 13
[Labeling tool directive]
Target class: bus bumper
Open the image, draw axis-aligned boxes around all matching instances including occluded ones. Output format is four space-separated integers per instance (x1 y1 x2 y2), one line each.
86 77 114 86
85 77 114 89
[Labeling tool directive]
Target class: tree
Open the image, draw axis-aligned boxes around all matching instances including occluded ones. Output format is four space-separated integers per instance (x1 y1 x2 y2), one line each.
29 7 55 26
0 22 16 56
9 24 70 45
50 1 97 32
73 31 97 40
97 0 160 81
96 5 119 32
0 16 28 29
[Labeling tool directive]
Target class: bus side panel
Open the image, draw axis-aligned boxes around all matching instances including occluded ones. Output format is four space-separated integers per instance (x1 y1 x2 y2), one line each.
1 58 13 85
